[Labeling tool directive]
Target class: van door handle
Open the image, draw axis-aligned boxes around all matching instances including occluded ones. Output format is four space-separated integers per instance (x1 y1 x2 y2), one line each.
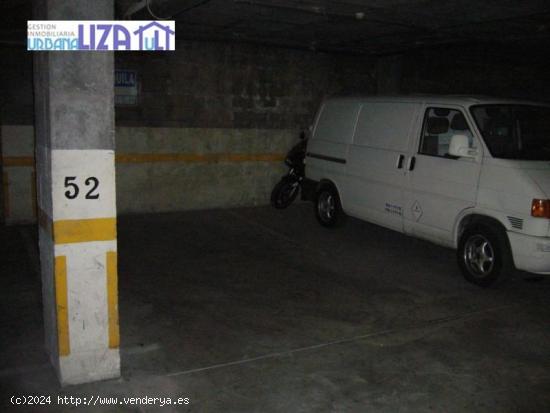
396 154 405 169
408 156 416 171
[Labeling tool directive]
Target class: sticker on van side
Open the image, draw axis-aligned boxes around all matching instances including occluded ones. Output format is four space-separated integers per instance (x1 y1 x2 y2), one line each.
384 203 403 216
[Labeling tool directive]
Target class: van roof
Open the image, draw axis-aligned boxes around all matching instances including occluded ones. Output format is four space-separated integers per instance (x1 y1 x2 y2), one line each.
326 94 549 107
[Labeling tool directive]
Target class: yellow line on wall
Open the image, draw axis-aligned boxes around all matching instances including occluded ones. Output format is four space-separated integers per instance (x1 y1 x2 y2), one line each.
2 156 35 167
4 153 285 167
115 152 285 164
53 217 117 245
2 171 9 218
106 251 120 349
55 255 70 357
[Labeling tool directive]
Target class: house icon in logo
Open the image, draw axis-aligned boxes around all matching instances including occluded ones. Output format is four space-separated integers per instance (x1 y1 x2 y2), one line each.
133 21 175 50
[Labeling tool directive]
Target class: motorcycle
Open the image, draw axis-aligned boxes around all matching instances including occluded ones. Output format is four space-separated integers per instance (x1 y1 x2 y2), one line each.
271 132 307 209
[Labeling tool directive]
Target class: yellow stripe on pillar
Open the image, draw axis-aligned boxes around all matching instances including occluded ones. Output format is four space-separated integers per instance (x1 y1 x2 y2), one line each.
55 256 70 356
106 251 120 349
53 217 117 245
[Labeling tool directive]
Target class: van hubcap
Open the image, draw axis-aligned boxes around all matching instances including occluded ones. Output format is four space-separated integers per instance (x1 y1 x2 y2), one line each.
464 234 495 277
318 192 335 221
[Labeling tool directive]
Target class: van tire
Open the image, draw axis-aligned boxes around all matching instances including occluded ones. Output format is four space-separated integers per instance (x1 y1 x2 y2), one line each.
315 185 344 228
457 224 513 287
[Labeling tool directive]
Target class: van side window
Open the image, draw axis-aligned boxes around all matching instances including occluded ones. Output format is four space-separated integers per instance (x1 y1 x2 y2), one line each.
419 108 475 157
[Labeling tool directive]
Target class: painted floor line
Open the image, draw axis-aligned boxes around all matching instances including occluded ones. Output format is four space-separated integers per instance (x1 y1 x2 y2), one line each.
163 303 517 378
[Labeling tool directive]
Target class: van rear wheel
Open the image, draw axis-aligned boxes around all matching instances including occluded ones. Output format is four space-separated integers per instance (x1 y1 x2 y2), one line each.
457 225 512 287
315 186 343 227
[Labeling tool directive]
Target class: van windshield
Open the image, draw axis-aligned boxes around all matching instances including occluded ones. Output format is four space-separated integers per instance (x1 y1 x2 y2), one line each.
470 105 550 160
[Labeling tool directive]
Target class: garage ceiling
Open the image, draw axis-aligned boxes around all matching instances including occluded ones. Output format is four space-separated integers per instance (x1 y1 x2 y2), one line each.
118 0 550 54
3 0 550 55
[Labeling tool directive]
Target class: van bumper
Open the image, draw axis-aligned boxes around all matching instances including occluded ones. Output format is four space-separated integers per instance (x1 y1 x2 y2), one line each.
508 231 550 274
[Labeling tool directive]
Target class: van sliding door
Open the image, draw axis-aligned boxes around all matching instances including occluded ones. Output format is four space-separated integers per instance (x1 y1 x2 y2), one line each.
346 102 421 232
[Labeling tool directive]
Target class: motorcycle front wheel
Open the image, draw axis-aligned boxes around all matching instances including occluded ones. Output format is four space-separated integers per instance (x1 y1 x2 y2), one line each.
271 179 300 209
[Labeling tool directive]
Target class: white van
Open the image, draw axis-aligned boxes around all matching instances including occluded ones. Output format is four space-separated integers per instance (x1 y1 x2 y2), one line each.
304 96 550 287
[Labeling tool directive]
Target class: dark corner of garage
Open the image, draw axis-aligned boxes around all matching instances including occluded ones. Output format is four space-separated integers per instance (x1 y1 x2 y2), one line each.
1 1 549 412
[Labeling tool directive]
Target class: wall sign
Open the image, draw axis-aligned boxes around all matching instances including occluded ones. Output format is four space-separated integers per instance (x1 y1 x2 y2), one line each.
115 70 138 106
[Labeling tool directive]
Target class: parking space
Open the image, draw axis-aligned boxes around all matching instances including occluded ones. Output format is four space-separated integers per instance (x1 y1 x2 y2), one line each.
1 204 549 411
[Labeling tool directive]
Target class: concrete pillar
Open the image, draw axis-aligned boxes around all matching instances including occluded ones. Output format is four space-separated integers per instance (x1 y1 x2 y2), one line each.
33 0 119 385
376 54 403 95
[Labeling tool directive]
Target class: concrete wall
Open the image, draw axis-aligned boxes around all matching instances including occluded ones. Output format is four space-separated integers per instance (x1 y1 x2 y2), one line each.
0 47 34 223
1 41 376 223
115 127 297 214
115 41 376 129
1 125 36 224
2 125 297 222
398 45 550 100
112 41 376 215
5 40 549 224
0 47 34 125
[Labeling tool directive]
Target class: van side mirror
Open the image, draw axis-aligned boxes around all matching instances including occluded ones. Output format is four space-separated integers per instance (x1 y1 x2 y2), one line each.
449 134 477 158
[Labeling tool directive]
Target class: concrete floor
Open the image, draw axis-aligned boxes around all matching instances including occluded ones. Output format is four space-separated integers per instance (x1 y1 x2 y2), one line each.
1 203 549 412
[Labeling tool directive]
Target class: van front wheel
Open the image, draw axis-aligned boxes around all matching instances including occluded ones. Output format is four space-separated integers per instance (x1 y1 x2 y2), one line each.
457 225 512 287
315 186 343 227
